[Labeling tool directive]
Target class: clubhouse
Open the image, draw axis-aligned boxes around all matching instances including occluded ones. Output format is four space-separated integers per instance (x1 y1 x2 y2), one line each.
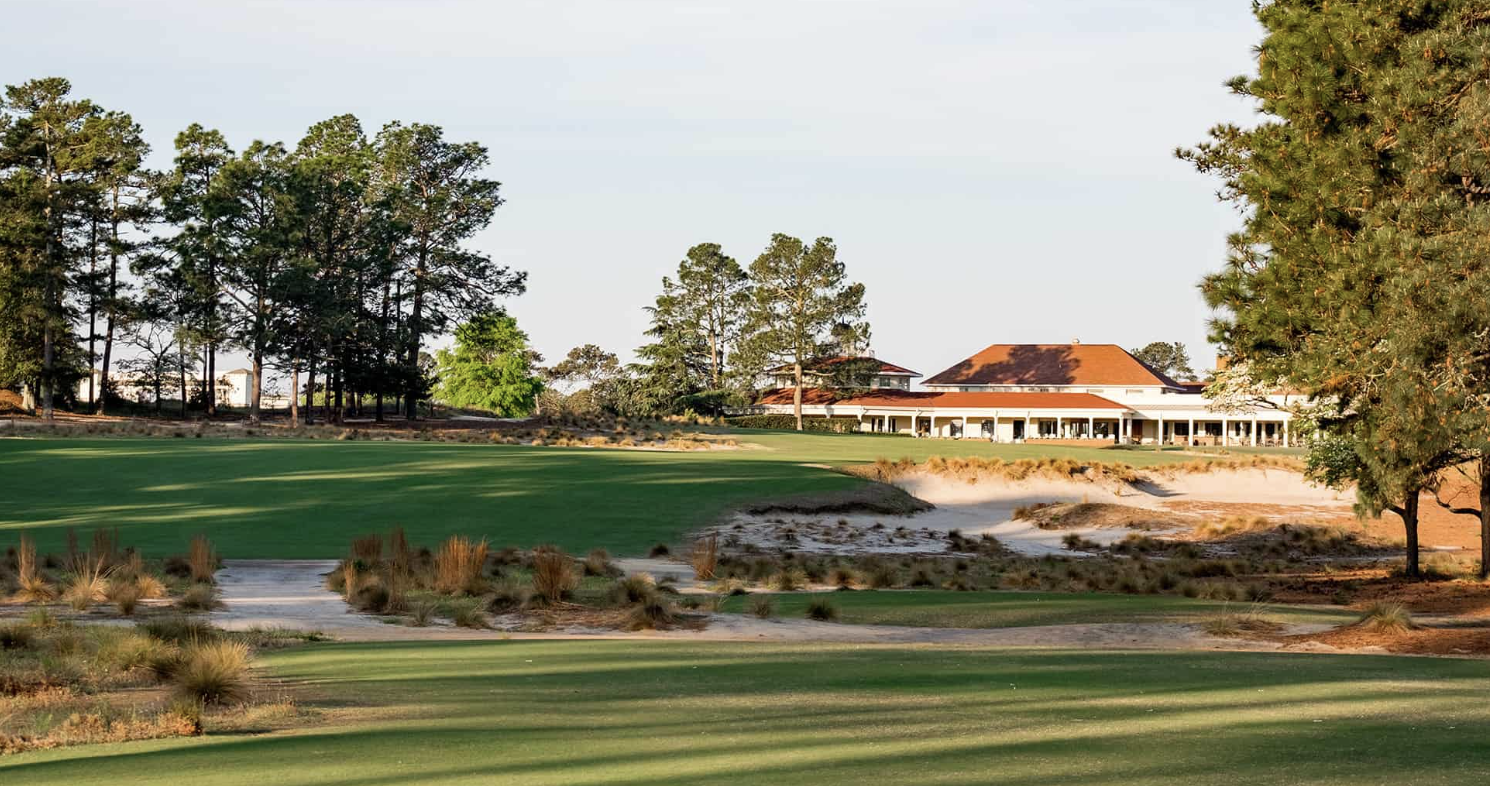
754 341 1298 446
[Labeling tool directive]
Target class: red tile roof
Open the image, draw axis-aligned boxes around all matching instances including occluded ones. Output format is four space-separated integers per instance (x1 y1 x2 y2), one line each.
766 356 919 377
755 388 1127 410
922 344 1181 388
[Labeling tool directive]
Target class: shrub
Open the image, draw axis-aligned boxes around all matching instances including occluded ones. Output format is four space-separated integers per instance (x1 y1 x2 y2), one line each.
488 579 530 613
433 536 489 596
409 599 438 627
805 597 839 622
689 534 720 581
172 640 251 705
648 543 671 558
584 548 620 578
176 583 218 612
0 621 35 650
353 581 392 613
450 600 489 629
625 596 676 630
64 555 110 611
187 534 217 584
1359 602 1416 634
748 595 775 619
111 582 143 616
389 527 412 574
826 567 857 589
140 616 219 646
135 573 167 600
611 573 658 606
770 568 800 592
530 546 578 604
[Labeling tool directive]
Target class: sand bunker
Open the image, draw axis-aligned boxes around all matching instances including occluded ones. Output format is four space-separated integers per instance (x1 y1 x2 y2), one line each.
715 468 1355 557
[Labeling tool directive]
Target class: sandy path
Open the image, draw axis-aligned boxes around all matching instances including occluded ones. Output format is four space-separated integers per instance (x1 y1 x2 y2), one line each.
208 560 1332 653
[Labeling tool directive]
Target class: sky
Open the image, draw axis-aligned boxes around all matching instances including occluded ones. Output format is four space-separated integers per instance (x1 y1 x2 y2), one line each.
5 0 1263 386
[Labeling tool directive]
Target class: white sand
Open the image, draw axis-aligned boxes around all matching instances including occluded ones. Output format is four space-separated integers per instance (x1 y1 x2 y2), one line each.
714 468 1353 557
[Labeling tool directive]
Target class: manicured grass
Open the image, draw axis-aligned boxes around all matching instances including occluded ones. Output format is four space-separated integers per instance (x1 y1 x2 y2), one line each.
724 428 1204 466
719 590 1355 628
6 639 1489 784
0 438 863 558
0 432 1207 559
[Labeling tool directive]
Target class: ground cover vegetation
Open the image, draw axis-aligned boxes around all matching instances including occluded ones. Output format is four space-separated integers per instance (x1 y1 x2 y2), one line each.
6 639 1490 784
324 530 698 632
1183 0 1490 578
2 528 220 618
0 614 316 757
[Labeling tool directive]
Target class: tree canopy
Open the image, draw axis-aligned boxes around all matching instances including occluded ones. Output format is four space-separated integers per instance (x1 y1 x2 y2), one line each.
433 312 543 416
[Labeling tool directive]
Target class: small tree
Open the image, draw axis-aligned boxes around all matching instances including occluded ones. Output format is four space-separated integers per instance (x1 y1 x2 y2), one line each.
1131 341 1194 381
741 234 868 430
433 312 542 416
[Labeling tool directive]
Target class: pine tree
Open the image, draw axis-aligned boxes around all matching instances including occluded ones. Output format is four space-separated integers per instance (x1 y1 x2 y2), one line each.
741 234 868 431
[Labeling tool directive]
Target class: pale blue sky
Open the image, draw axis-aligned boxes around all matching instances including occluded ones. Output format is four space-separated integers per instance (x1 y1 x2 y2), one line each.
6 0 1261 382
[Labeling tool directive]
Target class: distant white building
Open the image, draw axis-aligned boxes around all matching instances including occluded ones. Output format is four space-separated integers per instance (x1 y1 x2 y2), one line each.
754 341 1298 446
77 367 287 410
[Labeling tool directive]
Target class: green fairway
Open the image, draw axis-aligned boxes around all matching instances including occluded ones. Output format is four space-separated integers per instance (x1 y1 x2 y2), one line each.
5 639 1489 784
719 590 1354 628
0 433 1205 559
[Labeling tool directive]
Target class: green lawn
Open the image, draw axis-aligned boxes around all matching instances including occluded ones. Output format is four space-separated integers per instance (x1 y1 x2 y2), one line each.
719 590 1355 628
5 639 1489 784
0 433 1206 559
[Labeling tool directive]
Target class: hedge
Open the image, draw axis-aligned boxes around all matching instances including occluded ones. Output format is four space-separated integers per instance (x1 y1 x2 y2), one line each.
725 414 865 433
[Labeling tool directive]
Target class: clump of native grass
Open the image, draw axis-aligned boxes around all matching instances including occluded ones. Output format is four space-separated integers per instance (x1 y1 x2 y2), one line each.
689 534 719 581
805 597 839 622
62 554 112 612
1201 604 1283 638
584 548 621 578
1358 602 1416 634
171 639 252 705
187 534 218 584
748 594 775 619
529 545 578 605
14 533 56 603
434 536 490 596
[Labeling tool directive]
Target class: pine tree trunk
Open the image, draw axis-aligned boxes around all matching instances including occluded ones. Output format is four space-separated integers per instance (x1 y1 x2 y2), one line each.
249 354 263 425
1402 490 1421 579
405 247 427 420
178 354 188 420
290 364 300 428
87 220 98 412
793 361 803 432
306 358 317 426
1479 457 1490 581
98 185 121 416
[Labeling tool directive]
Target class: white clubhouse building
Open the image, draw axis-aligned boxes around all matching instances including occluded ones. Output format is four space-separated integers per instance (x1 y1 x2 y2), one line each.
755 341 1298 447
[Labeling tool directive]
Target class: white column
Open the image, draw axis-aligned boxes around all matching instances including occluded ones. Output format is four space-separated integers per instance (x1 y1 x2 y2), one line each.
1283 419 1290 447
929 414 936 438
961 415 968 439
1251 416 1258 447
1087 416 1094 438
1055 416 1062 439
1221 416 1230 446
1157 415 1164 445
1025 416 1032 441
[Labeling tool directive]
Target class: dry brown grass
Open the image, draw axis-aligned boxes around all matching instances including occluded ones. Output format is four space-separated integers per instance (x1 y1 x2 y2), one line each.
433 536 489 596
689 534 720 581
351 534 384 563
530 546 578 604
63 555 110 611
187 534 217 584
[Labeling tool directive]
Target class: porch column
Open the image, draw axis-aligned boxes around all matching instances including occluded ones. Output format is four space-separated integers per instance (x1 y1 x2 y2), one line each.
1221 416 1230 446
1251 416 1258 446
961 415 968 439
1087 416 1094 438
1187 417 1195 446
1157 415 1164 445
1025 416 1032 441
882 414 890 433
929 414 936 438
1283 419 1290 447
1055 416 1062 439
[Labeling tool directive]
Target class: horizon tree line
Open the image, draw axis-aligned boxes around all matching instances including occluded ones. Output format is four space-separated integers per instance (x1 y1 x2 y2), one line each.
0 77 524 423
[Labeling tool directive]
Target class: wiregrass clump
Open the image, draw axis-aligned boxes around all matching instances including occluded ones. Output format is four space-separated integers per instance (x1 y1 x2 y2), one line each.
530 546 578 604
187 534 218 584
171 639 252 705
689 534 720 581
433 536 489 596
1359 602 1416 634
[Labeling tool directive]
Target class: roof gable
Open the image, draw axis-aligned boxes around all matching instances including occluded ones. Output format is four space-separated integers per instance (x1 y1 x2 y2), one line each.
923 344 1180 388
766 356 920 377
